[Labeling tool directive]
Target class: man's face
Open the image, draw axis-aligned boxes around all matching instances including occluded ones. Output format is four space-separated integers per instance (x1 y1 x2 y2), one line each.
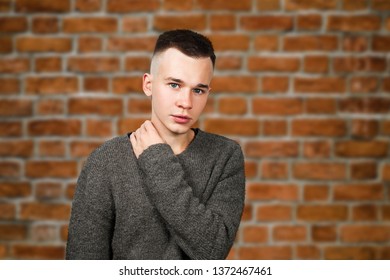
143 48 213 137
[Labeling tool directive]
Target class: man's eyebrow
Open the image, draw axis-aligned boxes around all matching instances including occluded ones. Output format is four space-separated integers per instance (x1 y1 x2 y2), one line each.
165 77 210 89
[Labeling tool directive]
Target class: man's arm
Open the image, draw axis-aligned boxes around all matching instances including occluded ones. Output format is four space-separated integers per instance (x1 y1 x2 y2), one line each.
134 130 245 259
66 152 114 259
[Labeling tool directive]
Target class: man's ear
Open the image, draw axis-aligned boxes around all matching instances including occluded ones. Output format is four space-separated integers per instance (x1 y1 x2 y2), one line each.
143 73 152 97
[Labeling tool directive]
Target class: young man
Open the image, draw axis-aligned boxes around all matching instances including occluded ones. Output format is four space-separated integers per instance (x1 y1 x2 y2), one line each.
66 30 245 260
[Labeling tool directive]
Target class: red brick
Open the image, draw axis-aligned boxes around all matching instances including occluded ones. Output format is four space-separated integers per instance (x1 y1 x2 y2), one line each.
243 226 268 243
219 97 247 115
66 183 76 200
107 36 156 51
0 225 27 240
70 141 103 157
0 203 15 219
247 183 298 201
26 76 78 94
312 225 337 241
252 98 303 115
351 120 379 139
68 57 119 73
210 15 235 31
341 225 390 243
256 205 292 221
154 15 206 31
0 162 20 178
35 57 61 72
75 0 101 12
339 97 390 113
273 225 306 242
297 205 348 221
297 14 322 30
16 0 70 12
328 15 381 31
261 161 288 179
351 162 377 180
304 184 329 201
0 122 22 137
245 141 298 158
26 161 78 178
373 36 390 51
0 17 27 32
304 55 328 73
325 247 376 260
241 204 252 221
0 37 12 53
261 76 289 93
84 77 109 92
334 183 383 201
0 244 7 259
303 141 331 158
28 120 81 136
373 0 390 10
292 119 346 137
383 164 390 181
245 161 257 178
293 162 346 180
296 245 320 259
215 56 242 71
248 56 300 72
335 141 388 158
37 99 65 115
0 182 31 198
69 98 123 116
343 0 367 10
383 78 390 92
351 77 378 93
117 118 148 134
31 224 57 241
239 246 292 260
0 0 11 11
113 77 142 94
383 205 390 220
12 245 65 260
205 119 259 136
125 57 150 72
64 17 117 33
209 34 250 51
122 17 148 33
352 205 379 221
0 58 29 74
107 0 160 12
286 0 336 10
38 140 66 157
78 37 102 52
20 202 70 220
17 37 71 52
163 0 193 11
343 36 368 52
0 78 19 94
306 98 336 114
254 35 279 51
257 0 280 10
263 120 287 136
0 140 33 158
32 17 58 34
196 0 251 10
61 225 69 241
211 76 257 93
0 99 32 117
241 16 293 31
333 57 386 73
128 98 151 114
294 77 345 93
284 35 338 51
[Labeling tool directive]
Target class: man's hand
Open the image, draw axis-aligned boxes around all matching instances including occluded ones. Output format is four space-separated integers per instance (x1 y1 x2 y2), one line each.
130 120 165 158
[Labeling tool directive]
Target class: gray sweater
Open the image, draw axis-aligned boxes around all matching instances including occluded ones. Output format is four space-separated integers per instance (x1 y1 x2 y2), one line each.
66 129 245 260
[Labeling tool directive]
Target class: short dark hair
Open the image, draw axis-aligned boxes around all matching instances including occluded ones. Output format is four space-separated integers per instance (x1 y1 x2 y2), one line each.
153 29 216 68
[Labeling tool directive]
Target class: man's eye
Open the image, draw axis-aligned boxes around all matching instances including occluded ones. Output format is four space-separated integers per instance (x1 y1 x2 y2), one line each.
169 83 180 89
193 88 205 95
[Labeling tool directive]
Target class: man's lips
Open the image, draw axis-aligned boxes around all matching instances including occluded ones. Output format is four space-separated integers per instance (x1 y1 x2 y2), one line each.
171 114 192 124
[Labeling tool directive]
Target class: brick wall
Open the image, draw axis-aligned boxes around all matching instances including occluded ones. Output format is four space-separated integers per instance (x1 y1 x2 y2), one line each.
1 0 390 260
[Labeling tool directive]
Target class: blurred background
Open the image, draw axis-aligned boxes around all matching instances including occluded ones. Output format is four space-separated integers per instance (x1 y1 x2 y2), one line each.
0 0 390 259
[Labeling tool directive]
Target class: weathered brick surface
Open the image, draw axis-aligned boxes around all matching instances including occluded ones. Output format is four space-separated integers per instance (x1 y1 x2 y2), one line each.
0 0 389 260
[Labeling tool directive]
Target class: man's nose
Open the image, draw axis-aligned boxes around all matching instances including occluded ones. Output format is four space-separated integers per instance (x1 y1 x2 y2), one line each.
177 89 192 109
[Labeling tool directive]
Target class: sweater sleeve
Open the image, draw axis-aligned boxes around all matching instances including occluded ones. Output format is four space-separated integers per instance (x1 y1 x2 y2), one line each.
137 143 245 260
66 151 115 260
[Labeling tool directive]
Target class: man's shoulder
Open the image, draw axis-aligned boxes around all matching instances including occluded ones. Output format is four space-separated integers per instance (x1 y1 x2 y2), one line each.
197 129 242 153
